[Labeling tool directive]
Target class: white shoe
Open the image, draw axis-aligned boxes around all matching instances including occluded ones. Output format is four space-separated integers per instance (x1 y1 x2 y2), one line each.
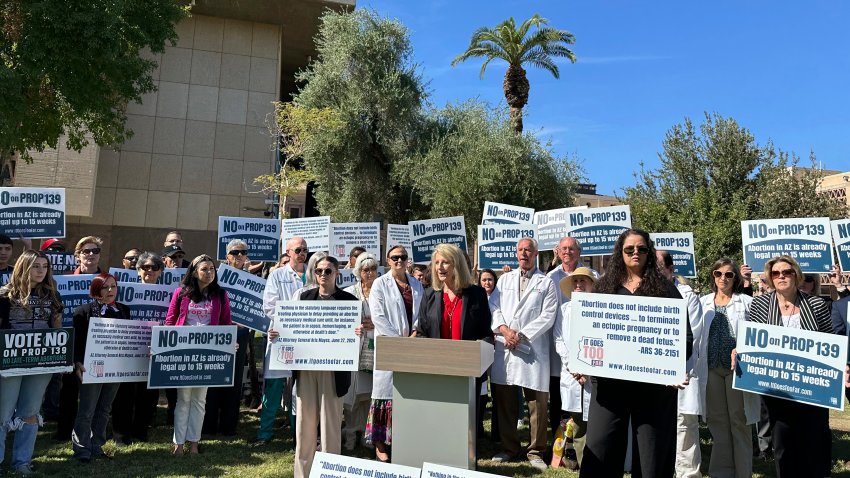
491 452 514 463
528 456 547 471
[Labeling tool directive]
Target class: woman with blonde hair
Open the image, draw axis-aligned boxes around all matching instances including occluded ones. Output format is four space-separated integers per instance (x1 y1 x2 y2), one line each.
0 250 64 474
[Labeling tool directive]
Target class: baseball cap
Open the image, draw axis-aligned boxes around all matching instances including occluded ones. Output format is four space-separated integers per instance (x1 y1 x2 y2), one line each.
161 245 185 257
40 238 67 252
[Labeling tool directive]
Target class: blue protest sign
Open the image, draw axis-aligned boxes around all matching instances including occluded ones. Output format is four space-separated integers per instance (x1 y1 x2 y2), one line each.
0 187 66 238
831 219 850 272
148 325 237 389
115 282 173 325
533 206 588 250
217 264 269 333
45 252 76 275
650 232 697 278
482 201 535 225
742 218 833 273
54 275 95 327
409 216 467 264
733 322 846 410
217 216 280 262
564 205 632 256
476 224 538 270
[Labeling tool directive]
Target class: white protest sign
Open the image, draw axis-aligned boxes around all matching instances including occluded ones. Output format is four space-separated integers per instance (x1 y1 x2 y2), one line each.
422 462 502 478
309 452 420 478
568 292 687 385
387 224 412 252
742 218 833 273
831 218 850 272
0 187 66 238
283 216 331 252
564 205 632 256
482 201 534 225
114 282 173 324
82 317 157 383
217 216 280 262
336 267 384 291
329 222 381 262
650 232 697 278
476 224 537 270
733 321 846 410
269 301 360 371
533 206 588 250
409 216 467 264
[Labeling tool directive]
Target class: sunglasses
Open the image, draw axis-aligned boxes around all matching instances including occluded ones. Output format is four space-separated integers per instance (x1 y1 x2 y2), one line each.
140 264 161 272
315 267 335 276
389 254 408 262
80 248 101 255
771 269 796 279
171 254 185 260
291 247 308 255
124 256 138 262
228 250 247 256
622 246 649 256
712 270 735 279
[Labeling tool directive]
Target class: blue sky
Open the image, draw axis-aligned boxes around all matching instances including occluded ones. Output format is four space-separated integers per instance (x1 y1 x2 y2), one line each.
357 1 850 195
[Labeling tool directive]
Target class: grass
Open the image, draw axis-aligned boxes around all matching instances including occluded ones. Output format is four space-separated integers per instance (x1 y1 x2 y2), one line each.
21 402 850 477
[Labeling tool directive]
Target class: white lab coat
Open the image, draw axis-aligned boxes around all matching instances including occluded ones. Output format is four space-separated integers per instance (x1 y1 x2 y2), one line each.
368 272 424 400
344 283 374 403
262 264 303 379
554 301 591 419
489 268 559 392
676 282 704 415
699 292 761 424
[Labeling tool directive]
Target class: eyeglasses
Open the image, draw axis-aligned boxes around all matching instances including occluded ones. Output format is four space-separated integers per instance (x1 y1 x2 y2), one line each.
291 247 308 255
124 256 138 262
140 264 161 272
361 267 377 273
803 275 815 283
80 248 101 255
712 270 735 279
228 250 247 256
622 246 649 256
770 269 796 279
389 254 408 263
315 267 335 276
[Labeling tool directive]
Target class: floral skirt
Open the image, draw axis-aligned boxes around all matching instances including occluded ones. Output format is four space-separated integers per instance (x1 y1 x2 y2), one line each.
365 399 392 444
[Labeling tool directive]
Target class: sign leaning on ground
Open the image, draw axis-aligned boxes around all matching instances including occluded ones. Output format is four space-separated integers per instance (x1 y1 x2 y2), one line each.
481 201 535 225
564 205 632 256
650 232 697 278
409 216 467 264
0 187 66 238
533 206 588 250
217 216 280 262
741 217 833 273
308 452 420 478
831 218 850 272
477 224 538 270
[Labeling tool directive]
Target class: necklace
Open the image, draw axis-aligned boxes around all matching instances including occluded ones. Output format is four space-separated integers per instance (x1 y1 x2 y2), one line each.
445 291 462 337
777 295 797 312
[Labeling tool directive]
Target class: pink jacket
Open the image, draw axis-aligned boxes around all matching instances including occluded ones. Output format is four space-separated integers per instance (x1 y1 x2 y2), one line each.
165 286 233 326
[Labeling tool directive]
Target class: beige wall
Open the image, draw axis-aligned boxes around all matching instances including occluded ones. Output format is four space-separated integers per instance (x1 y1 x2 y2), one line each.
818 171 850 213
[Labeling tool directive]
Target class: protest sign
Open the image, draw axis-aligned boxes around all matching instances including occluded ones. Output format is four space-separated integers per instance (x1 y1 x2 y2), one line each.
422 462 501 478
309 452 420 478
336 267 384 291
217 264 269 333
650 232 697 278
45 252 76 275
329 223 381 262
481 201 535 225
82 317 156 384
733 321 846 410
115 282 173 324
54 274 95 327
533 206 588 250
282 216 331 252
217 216 280 262
269 301 360 371
742 218 833 273
568 292 687 385
564 205 632 256
387 224 412 252
409 216 467 264
148 325 237 389
831 219 850 272
0 328 74 377
0 187 65 238
476 224 538 270
110 267 186 286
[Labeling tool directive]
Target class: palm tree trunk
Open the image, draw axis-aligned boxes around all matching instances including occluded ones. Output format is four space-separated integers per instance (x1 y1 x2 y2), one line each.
503 64 529 133
509 107 523 133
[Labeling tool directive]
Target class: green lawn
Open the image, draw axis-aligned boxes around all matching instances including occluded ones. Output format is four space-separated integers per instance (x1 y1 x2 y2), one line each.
22 403 850 477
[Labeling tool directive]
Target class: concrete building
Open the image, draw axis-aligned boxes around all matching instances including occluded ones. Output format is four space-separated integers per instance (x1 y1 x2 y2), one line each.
817 170 850 213
12 0 352 266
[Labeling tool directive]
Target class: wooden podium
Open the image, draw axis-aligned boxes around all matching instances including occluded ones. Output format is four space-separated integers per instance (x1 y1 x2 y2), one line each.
375 336 494 469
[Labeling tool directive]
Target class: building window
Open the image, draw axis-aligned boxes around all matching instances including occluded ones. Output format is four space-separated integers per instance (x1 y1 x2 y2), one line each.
289 207 301 219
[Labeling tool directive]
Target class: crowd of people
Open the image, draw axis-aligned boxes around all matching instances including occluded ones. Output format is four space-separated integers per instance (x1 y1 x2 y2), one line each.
0 228 849 477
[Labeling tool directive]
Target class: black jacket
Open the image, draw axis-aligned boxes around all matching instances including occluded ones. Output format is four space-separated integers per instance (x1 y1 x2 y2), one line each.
415 285 494 342
295 287 358 397
72 301 132 364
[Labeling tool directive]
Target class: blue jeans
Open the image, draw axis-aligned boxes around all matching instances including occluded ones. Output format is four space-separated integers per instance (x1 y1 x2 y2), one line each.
0 373 53 468
72 382 120 459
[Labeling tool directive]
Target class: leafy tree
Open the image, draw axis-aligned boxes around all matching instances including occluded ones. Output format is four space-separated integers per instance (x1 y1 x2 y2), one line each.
452 14 576 133
0 0 187 160
288 9 426 223
396 100 580 240
624 113 847 288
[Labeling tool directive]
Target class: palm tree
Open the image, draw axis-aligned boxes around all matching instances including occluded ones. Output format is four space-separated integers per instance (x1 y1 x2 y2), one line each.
452 14 576 133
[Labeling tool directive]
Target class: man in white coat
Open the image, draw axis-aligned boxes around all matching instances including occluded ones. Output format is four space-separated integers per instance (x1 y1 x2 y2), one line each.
657 250 704 478
251 236 309 447
490 237 559 470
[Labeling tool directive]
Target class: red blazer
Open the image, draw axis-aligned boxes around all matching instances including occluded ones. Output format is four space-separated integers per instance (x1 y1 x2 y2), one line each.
165 286 232 326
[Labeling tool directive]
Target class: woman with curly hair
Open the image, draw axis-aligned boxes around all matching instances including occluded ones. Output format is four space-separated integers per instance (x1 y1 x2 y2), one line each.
0 250 64 475
579 229 693 478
